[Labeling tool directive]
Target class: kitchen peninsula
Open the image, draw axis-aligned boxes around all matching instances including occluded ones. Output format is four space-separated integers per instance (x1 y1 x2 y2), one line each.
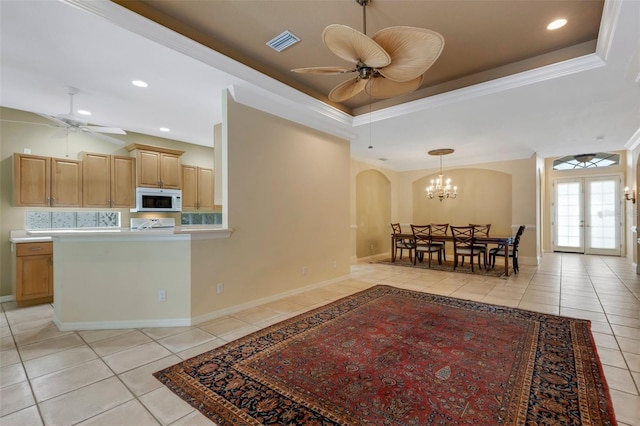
10 226 231 331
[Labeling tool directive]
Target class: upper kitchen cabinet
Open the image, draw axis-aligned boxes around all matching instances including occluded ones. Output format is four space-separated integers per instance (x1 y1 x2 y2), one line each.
182 165 214 211
126 144 183 189
82 152 135 208
14 153 82 207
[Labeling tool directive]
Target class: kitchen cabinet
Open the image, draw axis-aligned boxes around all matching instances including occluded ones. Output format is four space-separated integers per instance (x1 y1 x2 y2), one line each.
126 143 183 189
14 153 82 207
181 165 214 210
15 241 53 306
82 152 136 208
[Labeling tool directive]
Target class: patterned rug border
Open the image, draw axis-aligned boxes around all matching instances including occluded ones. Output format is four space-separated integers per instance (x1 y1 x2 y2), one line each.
154 285 617 425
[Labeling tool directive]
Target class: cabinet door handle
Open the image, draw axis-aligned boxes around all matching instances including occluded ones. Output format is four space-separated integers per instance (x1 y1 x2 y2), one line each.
29 247 43 251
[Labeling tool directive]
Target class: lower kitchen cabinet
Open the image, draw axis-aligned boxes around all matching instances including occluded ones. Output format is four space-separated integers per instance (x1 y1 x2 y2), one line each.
15 242 53 306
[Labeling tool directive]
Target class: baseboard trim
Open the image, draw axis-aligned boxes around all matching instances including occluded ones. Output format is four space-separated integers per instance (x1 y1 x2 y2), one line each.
53 316 192 331
0 295 16 303
191 274 352 326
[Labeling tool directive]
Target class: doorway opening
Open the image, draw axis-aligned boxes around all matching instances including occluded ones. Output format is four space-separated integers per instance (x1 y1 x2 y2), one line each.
552 176 622 255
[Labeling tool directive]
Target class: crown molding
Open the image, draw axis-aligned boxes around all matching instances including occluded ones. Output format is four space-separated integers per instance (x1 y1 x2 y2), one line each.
353 0 620 127
624 126 640 151
353 53 606 127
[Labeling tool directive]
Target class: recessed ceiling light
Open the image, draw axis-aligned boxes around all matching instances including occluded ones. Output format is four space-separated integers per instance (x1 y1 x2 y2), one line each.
132 80 148 88
159 127 170 132
547 19 567 30
77 109 91 116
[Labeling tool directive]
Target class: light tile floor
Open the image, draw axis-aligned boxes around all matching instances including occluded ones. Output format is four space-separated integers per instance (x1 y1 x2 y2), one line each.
1 253 639 425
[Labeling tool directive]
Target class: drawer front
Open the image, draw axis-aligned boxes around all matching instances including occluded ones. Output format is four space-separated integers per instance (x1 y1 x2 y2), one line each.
16 242 53 256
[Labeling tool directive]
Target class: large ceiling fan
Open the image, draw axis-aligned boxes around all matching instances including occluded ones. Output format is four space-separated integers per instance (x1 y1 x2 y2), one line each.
292 0 445 102
34 86 127 145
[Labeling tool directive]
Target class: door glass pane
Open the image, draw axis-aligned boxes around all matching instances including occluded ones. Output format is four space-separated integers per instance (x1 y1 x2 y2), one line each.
588 180 617 249
557 182 581 247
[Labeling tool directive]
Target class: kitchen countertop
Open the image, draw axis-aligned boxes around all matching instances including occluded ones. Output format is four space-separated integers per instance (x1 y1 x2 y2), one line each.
10 225 231 243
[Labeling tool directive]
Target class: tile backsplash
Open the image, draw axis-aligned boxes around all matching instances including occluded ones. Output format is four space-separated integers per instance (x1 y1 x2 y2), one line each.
26 211 121 230
181 212 222 225
25 211 220 229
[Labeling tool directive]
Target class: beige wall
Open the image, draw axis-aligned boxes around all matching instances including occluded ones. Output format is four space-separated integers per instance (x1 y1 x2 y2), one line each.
355 169 391 258
189 91 351 318
0 107 215 298
53 237 191 326
411 168 512 235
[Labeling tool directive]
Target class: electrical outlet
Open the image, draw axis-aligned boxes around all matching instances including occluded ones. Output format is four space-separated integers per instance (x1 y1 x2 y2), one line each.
302 266 307 276
370 243 375 250
217 283 224 294
158 290 166 302
23 148 31 154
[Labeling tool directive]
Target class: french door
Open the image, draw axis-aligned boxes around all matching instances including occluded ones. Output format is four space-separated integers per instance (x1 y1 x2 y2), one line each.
553 176 621 255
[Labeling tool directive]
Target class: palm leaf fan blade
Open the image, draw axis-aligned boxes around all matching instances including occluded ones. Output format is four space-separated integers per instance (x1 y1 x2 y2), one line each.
291 66 355 75
328 78 368 102
373 27 444 82
365 74 424 99
322 24 391 68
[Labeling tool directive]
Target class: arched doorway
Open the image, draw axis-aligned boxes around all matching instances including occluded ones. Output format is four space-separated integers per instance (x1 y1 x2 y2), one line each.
356 169 391 258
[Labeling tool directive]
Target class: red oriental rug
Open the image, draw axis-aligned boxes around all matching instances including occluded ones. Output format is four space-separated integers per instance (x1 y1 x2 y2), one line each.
154 285 617 425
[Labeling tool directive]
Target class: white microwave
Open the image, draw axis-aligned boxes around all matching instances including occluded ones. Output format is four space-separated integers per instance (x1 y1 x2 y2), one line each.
134 188 182 212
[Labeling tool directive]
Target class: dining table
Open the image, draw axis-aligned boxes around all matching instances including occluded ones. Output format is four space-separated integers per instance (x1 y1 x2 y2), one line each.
390 232 514 276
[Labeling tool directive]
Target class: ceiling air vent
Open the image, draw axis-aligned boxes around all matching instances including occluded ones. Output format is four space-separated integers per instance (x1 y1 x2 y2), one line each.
267 31 300 52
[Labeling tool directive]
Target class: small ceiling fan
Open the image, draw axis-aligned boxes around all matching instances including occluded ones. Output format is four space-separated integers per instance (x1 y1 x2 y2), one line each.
36 86 126 145
2 86 127 145
292 0 445 102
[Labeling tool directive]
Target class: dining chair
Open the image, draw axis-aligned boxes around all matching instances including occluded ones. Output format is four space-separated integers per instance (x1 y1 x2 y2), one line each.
411 224 444 267
490 225 526 273
391 223 414 262
470 223 491 266
430 223 449 262
450 225 485 272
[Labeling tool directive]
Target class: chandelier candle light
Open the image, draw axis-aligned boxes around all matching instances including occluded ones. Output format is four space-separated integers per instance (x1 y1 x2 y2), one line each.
426 148 457 201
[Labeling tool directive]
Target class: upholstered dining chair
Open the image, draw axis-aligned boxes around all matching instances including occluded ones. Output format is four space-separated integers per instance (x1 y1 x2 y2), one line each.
470 223 491 266
490 225 526 274
391 223 414 262
430 223 449 262
450 225 485 272
411 224 444 267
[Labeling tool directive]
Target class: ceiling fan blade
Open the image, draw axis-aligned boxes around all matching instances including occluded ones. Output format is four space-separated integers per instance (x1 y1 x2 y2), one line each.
323 24 391 68
373 26 444 82
35 112 69 127
364 75 424 99
83 126 126 135
85 131 125 146
292 66 355 75
328 78 367 102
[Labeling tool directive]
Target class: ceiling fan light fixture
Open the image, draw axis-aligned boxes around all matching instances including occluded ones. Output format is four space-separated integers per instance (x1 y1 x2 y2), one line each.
292 0 444 102
77 109 91 116
132 80 148 88
159 127 170 132
547 19 567 30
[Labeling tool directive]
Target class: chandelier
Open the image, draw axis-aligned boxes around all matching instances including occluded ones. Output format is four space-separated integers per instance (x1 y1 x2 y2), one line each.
426 148 457 201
